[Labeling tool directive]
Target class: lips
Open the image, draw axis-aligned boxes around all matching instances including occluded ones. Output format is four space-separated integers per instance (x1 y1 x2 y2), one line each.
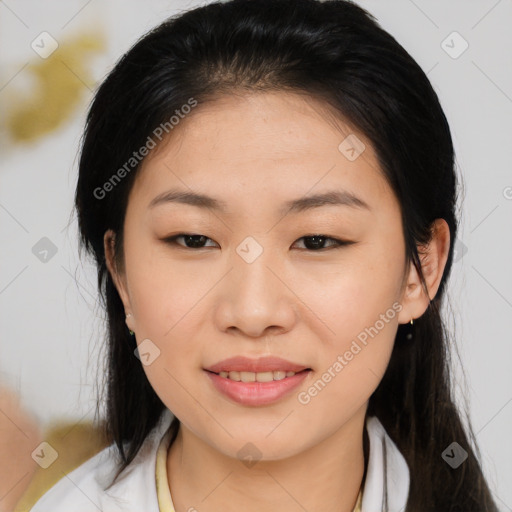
204 356 311 374
205 367 311 406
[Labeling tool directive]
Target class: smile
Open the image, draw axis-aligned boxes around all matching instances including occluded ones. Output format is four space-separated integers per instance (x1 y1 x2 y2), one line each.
204 369 311 406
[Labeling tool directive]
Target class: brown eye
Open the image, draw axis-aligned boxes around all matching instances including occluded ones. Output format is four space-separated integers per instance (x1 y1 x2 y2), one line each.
164 234 218 249
293 235 354 251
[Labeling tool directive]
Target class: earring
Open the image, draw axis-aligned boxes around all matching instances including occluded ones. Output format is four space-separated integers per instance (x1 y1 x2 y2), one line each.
406 318 414 341
126 313 134 336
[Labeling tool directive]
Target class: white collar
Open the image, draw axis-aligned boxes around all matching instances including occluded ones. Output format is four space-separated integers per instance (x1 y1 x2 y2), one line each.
30 409 409 511
362 415 409 511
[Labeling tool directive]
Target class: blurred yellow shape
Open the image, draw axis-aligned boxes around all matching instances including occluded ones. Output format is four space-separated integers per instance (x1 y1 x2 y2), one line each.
5 31 105 143
14 420 109 511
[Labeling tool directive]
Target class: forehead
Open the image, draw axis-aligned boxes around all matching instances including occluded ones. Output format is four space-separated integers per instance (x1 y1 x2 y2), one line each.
145 91 371 162
130 91 394 216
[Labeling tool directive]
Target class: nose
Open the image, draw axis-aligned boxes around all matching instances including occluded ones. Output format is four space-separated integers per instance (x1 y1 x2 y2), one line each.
214 246 297 339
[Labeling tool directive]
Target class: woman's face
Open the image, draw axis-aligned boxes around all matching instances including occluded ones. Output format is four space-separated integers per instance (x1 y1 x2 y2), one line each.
108 91 414 460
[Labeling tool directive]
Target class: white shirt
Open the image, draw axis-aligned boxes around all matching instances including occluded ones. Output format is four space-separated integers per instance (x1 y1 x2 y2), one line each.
29 408 409 512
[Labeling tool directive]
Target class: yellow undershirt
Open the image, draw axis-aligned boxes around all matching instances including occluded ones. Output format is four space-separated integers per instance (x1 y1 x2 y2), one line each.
155 426 363 512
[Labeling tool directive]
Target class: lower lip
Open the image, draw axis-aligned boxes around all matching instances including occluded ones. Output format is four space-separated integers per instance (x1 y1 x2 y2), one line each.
204 369 311 406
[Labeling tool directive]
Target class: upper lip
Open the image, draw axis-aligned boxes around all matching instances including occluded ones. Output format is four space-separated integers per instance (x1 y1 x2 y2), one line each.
204 356 311 374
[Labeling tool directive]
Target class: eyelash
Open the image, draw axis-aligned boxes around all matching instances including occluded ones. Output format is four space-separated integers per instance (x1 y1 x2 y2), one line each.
162 233 355 251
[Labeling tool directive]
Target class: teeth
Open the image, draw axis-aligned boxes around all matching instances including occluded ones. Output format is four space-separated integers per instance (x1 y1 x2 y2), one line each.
217 370 300 381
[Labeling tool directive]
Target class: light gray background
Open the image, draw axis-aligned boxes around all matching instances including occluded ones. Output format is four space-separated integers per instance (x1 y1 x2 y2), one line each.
1 0 511 508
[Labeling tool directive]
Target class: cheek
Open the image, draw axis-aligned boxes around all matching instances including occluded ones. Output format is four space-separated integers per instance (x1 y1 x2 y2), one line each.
295 318 397 432
295 252 403 343
295 248 402 396
128 248 210 339
125 253 210 404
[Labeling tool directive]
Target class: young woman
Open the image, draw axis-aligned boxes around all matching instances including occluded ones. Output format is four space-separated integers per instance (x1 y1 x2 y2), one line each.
28 0 499 510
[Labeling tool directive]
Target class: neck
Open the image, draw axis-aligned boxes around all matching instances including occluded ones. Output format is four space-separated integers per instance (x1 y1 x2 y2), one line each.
167 406 367 512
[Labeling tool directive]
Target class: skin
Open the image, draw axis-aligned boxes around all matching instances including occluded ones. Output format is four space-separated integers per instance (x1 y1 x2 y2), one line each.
104 91 450 512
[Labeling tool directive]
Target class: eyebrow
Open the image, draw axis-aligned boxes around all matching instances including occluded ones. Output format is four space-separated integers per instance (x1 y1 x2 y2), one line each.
148 189 371 215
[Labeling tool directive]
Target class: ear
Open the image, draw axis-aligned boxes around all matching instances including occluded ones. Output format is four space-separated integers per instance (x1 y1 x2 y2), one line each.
103 229 136 332
397 218 451 324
